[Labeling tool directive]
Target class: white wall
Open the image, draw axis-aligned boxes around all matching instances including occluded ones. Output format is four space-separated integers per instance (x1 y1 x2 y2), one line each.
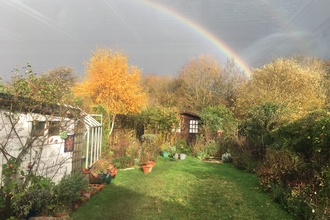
0 109 74 185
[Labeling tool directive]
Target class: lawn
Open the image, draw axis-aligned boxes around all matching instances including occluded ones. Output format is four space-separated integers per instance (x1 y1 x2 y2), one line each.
72 156 293 220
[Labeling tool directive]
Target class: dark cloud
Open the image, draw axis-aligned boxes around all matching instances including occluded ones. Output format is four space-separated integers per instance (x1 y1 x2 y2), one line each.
0 0 328 81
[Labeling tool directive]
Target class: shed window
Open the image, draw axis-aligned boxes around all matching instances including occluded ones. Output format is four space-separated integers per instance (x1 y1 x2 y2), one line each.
31 121 46 137
189 120 198 133
48 121 61 136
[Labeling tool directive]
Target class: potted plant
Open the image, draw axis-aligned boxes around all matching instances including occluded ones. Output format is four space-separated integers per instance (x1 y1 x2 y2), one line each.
175 140 190 160
160 142 172 158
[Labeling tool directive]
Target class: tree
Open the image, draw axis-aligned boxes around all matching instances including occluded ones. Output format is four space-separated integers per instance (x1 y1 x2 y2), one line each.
236 57 326 119
8 63 78 105
176 55 247 112
44 66 78 105
141 74 180 108
221 58 249 108
176 55 223 112
200 105 238 142
73 47 146 138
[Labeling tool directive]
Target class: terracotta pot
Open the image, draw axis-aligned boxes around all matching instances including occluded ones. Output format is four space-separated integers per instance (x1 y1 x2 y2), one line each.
82 192 91 199
89 184 103 191
90 188 98 195
142 165 152 174
143 161 156 171
80 196 88 204
73 202 79 210
99 184 106 189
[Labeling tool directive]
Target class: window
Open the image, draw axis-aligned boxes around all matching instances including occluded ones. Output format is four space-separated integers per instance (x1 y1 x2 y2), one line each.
189 120 198 133
31 121 46 137
48 121 61 136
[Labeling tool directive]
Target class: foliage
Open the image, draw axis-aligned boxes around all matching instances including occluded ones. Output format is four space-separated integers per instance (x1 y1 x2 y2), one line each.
194 140 219 159
236 56 326 119
240 102 286 148
220 58 249 108
1 157 56 218
174 139 191 155
256 149 305 191
136 106 179 137
176 55 223 112
257 110 330 219
7 63 77 105
271 109 329 162
11 189 52 218
140 134 159 161
141 74 179 108
228 138 261 172
112 156 135 169
53 173 88 207
200 105 238 142
73 46 147 137
0 77 4 92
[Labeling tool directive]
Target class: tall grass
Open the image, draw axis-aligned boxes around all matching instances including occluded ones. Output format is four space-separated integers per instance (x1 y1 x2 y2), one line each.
72 157 293 220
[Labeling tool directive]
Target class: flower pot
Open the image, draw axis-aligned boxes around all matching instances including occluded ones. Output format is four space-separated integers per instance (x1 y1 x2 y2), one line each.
173 153 179 160
142 165 152 174
73 202 79 210
180 153 186 160
143 161 156 171
162 151 169 158
89 184 103 192
80 196 88 204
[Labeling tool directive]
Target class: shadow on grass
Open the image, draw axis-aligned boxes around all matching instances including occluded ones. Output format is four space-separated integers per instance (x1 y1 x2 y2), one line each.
72 181 194 220
72 157 293 220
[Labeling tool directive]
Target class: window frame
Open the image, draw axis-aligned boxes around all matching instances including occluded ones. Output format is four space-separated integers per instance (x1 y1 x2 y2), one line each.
189 119 199 134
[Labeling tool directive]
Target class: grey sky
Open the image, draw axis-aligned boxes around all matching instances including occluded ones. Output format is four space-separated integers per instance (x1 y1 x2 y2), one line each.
1 0 329 81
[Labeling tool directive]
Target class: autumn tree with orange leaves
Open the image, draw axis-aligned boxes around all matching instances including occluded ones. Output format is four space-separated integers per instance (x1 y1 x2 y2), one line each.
73 47 146 138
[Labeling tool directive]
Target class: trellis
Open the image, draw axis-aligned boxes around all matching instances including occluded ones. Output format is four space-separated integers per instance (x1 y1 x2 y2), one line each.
83 114 102 168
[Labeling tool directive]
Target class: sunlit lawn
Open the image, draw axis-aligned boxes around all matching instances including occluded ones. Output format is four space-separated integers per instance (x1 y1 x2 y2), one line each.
72 156 293 220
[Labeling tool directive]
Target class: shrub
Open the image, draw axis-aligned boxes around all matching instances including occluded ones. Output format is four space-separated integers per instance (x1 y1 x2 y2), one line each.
53 172 88 208
200 105 238 142
256 149 305 191
174 139 191 155
240 102 286 149
229 137 262 172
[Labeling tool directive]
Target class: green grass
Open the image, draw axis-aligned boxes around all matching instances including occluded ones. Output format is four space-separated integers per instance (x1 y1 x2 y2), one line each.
72 157 293 220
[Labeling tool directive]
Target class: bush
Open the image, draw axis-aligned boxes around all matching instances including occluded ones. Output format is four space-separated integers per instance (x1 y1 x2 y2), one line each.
174 139 191 155
256 149 305 191
53 172 88 207
229 138 262 172
200 105 238 142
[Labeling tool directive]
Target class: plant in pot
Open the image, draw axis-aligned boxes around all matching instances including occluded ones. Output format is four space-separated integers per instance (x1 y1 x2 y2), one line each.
175 139 190 160
53 172 88 216
160 142 172 158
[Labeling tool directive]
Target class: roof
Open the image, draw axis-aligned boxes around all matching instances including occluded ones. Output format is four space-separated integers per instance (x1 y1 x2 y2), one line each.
0 92 80 118
180 112 201 120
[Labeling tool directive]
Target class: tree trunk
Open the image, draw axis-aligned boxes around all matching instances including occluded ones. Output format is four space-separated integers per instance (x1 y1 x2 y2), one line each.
108 114 116 140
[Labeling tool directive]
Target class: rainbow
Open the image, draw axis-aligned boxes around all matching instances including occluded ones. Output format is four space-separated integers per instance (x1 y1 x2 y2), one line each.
137 0 252 79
